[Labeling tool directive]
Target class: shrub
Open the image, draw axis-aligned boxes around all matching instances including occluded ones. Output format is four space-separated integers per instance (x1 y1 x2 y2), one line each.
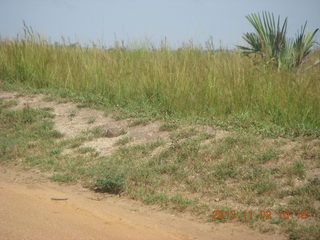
95 173 125 194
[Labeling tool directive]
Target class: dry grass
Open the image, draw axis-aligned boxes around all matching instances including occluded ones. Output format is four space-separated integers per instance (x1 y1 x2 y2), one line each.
0 93 319 239
0 34 319 136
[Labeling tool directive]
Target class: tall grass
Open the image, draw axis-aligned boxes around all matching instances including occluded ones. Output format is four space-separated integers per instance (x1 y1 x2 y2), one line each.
0 34 319 133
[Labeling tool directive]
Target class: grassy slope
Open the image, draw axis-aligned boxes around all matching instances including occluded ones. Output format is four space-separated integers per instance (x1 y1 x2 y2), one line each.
0 93 319 240
0 37 320 239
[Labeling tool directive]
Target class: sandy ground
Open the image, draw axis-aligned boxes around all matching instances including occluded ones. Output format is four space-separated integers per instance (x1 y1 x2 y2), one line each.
0 167 286 240
0 90 229 156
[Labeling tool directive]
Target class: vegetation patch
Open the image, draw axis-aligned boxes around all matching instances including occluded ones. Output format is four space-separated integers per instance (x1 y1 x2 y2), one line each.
95 173 125 194
51 173 75 182
0 14 319 238
159 123 179 132
1 92 319 240
114 136 133 146
128 118 149 127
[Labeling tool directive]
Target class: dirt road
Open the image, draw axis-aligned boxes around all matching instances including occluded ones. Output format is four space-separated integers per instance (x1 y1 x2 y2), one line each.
0 167 285 240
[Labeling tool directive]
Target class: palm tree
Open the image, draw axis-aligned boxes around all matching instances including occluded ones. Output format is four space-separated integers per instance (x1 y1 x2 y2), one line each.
290 22 319 68
238 12 319 70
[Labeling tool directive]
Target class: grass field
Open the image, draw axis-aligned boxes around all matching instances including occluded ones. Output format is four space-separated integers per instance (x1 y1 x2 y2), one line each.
0 35 319 136
0 34 320 240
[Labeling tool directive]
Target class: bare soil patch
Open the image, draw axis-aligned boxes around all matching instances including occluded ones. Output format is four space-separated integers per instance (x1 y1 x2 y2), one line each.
0 166 285 240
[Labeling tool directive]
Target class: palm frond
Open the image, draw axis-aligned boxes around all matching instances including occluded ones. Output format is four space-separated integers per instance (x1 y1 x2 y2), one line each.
292 22 319 67
238 11 318 70
237 32 262 54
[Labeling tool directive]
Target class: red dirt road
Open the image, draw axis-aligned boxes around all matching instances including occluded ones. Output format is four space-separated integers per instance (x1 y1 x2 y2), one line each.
0 167 286 240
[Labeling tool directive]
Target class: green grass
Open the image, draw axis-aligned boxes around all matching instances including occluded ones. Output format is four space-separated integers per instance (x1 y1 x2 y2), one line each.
51 173 75 182
128 118 149 127
285 160 306 179
285 221 320 240
0 99 18 108
114 136 133 146
170 128 198 141
0 35 319 137
78 147 95 154
0 98 319 239
95 173 125 194
1 33 320 239
159 123 179 131
0 104 60 163
87 126 106 138
257 148 279 163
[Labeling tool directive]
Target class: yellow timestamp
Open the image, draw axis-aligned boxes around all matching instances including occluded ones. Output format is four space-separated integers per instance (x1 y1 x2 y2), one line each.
211 209 315 221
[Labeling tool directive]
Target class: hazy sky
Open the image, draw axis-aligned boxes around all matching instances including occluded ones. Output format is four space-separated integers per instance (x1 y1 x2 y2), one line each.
1 0 319 48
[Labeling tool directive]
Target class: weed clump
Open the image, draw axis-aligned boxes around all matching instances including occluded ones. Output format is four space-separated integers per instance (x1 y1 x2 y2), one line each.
95 173 125 194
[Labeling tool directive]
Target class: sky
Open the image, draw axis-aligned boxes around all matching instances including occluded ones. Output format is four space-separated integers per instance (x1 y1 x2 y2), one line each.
1 0 319 49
